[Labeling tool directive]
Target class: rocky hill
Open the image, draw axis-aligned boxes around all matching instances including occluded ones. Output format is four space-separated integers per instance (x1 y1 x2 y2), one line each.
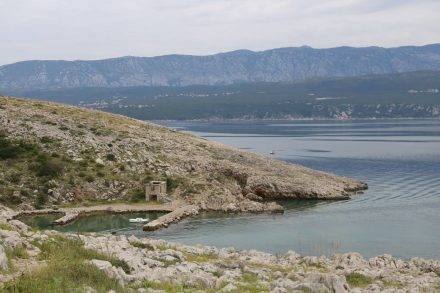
1 44 440 91
0 96 366 211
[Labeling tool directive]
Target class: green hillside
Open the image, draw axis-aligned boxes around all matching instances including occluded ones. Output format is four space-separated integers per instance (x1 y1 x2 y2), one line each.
8 71 440 120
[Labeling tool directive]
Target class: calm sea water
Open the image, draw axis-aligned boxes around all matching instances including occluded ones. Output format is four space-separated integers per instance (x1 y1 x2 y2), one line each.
144 119 440 259
22 120 440 259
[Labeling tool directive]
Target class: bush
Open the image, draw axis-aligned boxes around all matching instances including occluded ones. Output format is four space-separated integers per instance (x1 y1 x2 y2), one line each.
34 155 64 178
34 191 48 209
130 189 145 202
0 137 19 159
346 272 373 288
105 153 116 161
166 176 185 193
0 137 37 160
6 173 21 184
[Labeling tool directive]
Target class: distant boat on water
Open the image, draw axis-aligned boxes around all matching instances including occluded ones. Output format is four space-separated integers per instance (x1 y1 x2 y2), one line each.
269 150 275 155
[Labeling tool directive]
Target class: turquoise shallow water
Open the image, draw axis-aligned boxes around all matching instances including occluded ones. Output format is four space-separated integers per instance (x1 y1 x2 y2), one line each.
22 120 440 259
20 211 166 233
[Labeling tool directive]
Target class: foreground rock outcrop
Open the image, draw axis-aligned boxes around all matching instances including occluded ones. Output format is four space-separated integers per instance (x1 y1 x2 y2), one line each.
0 96 366 212
0 214 439 293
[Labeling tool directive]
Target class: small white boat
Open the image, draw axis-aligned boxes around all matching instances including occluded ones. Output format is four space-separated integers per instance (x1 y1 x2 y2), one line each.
129 218 149 223
269 150 275 155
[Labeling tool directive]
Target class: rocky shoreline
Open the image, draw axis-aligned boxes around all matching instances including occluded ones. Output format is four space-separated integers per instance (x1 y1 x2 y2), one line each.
0 96 367 213
0 206 439 293
12 203 175 226
11 200 286 232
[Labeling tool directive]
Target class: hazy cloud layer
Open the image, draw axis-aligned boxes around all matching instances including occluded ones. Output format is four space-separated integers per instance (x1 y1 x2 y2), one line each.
1 0 439 65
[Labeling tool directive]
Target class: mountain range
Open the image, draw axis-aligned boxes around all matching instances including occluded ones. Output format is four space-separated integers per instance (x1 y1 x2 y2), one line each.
1 44 440 91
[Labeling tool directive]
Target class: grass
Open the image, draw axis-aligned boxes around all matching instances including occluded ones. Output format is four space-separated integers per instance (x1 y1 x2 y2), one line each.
225 274 269 293
6 246 29 260
0 222 12 230
231 283 269 293
346 272 374 288
383 280 404 289
138 280 213 293
183 252 217 263
1 236 128 293
129 241 154 250
241 272 259 283
155 244 169 251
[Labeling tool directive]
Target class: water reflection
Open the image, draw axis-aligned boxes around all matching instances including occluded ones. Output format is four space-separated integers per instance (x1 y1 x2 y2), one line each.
20 211 166 233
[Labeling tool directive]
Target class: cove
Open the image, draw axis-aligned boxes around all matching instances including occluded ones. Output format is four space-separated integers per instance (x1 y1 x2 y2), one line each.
19 211 166 233
19 119 440 260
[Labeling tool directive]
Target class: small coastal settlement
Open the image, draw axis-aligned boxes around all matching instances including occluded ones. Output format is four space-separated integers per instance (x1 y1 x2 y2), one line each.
0 96 439 292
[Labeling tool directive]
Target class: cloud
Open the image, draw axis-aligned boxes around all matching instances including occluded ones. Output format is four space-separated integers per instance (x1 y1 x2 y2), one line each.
0 0 439 65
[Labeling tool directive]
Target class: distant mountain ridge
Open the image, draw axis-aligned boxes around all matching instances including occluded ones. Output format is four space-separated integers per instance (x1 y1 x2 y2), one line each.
1 44 440 91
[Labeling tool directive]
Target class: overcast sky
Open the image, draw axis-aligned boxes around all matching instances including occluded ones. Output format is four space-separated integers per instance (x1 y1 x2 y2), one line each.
1 0 439 65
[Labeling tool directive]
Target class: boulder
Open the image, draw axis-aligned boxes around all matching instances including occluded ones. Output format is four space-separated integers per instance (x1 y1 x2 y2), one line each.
0 229 23 249
0 245 9 271
305 273 349 293
8 219 30 232
88 259 129 286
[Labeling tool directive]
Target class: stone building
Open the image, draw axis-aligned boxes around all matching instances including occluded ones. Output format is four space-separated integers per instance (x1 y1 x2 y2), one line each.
145 181 167 202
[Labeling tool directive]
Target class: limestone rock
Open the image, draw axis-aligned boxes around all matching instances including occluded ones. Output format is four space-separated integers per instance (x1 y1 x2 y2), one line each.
0 229 23 249
0 245 9 271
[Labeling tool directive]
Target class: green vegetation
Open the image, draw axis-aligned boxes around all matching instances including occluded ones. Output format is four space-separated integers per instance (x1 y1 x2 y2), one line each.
383 280 404 288
129 189 145 203
139 280 216 293
6 246 29 260
183 252 217 263
166 176 186 193
129 241 154 250
105 153 116 161
0 222 13 230
33 154 65 178
229 273 269 293
2 236 128 293
346 272 374 288
19 71 440 120
0 135 39 160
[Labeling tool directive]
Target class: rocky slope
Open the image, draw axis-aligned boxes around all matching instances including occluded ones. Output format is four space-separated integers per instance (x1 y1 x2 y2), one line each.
0 207 439 292
0 96 366 211
1 44 440 91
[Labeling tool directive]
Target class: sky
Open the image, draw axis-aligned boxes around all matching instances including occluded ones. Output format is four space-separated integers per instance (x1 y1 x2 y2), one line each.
1 0 439 65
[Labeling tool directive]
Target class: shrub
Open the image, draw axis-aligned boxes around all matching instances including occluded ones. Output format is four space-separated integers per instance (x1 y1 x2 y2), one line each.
0 137 38 160
0 137 18 159
105 153 116 161
6 246 29 259
130 189 145 202
34 191 48 209
166 176 186 193
40 136 54 144
34 155 64 178
130 241 154 250
346 272 373 288
6 173 21 184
